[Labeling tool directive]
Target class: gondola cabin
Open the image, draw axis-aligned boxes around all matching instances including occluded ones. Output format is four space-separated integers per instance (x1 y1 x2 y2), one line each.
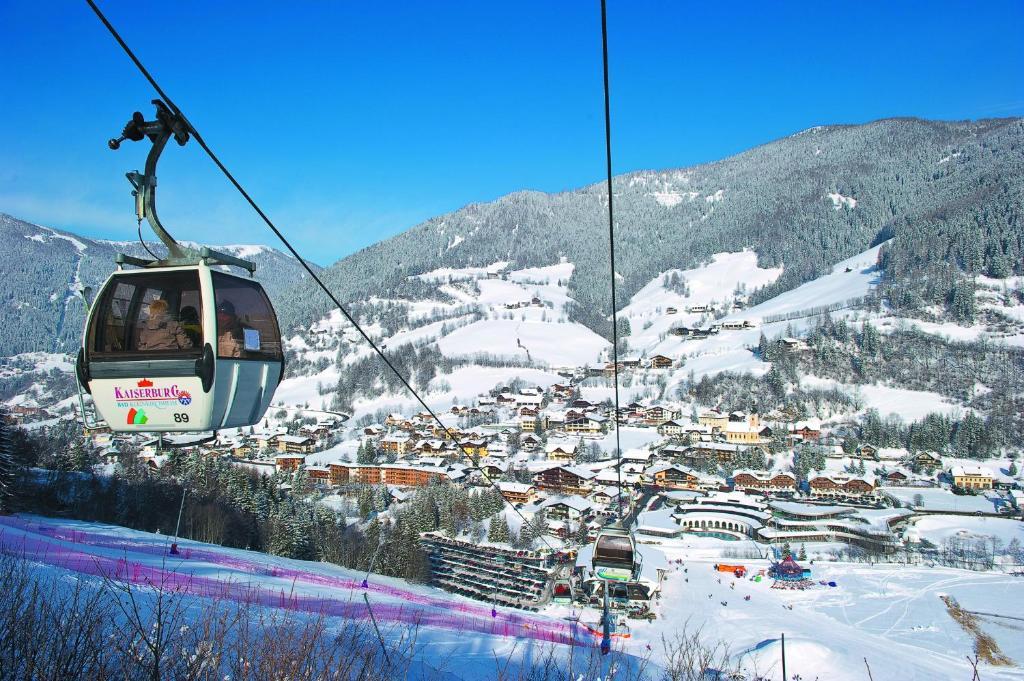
77 257 283 432
591 527 637 582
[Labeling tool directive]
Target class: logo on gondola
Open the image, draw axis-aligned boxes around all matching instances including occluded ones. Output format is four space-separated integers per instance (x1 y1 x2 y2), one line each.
127 408 148 425
114 379 188 411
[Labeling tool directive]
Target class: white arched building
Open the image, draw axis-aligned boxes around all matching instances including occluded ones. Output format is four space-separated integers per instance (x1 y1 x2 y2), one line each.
637 491 771 540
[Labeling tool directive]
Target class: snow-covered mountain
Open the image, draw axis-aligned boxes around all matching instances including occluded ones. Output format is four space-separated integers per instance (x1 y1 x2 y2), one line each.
276 117 1023 339
0 213 318 356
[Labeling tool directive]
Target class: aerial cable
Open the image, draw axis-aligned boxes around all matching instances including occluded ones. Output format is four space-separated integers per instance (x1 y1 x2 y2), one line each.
83 0 554 552
599 0 626 522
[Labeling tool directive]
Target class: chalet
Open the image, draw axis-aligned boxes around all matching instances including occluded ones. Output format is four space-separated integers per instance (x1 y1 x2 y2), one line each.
274 453 305 472
497 481 537 505
590 485 621 505
949 466 993 491
595 462 645 487
515 393 544 408
384 413 405 427
414 439 450 457
533 465 596 496
852 443 879 461
564 414 607 435
911 451 942 469
645 463 702 490
657 419 689 436
363 425 384 437
780 337 809 352
732 471 797 494
808 475 876 499
571 399 597 410
698 409 728 431
884 470 909 485
479 460 508 480
687 304 712 313
538 495 594 522
520 433 542 451
519 412 541 432
720 320 752 331
276 435 316 454
790 423 821 442
603 362 626 377
550 383 575 398
644 405 675 422
622 450 654 465
299 424 327 440
380 434 411 456
665 307 678 315
545 442 578 462
684 441 763 465
458 439 489 458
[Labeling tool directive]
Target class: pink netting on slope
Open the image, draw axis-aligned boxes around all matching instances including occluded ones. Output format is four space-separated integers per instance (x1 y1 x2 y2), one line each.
0 517 595 647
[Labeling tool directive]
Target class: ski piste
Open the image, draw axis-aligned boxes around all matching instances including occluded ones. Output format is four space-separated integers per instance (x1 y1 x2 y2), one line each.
0 515 627 648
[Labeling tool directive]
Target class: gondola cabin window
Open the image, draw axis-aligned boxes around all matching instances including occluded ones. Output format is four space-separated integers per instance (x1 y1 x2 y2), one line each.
212 272 282 360
90 270 203 358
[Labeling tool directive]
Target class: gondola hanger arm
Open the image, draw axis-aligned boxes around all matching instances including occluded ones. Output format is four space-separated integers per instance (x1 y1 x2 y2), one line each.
109 99 192 261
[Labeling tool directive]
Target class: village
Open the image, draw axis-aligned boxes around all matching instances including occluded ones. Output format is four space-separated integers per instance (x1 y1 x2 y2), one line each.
26 351 1017 624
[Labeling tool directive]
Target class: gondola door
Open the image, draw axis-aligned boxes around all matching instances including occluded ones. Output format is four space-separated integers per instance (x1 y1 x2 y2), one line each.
208 271 283 429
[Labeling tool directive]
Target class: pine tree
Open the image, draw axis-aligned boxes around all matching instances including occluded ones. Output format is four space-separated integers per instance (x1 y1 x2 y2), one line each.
781 541 792 559
0 415 17 513
487 513 510 543
798 544 807 561
357 440 376 465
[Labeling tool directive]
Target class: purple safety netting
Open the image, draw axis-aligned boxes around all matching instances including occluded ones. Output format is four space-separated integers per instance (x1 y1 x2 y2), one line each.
0 517 595 647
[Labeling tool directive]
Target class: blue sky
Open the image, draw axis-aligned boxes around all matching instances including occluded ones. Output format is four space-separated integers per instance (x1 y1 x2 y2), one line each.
1 1 1022 266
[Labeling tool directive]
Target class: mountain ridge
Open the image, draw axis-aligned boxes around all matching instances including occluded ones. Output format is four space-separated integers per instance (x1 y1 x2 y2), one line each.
276 116 1023 336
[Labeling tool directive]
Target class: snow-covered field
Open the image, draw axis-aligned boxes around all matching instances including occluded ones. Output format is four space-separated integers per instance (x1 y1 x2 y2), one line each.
3 514 1022 680
614 543 1024 680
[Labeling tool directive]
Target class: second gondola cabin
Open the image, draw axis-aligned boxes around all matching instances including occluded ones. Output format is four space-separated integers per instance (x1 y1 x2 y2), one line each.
78 257 283 432
591 526 637 582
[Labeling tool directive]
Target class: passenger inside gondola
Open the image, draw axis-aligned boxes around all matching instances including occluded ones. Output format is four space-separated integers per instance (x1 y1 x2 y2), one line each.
136 298 193 351
179 305 202 347
216 300 243 357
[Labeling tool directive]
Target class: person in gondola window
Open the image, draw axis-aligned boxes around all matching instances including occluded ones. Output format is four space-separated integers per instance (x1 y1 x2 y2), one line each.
217 300 243 357
137 298 192 351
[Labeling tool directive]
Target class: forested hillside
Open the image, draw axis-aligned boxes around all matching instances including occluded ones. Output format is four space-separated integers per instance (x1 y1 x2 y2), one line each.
277 117 1023 336
0 213 317 356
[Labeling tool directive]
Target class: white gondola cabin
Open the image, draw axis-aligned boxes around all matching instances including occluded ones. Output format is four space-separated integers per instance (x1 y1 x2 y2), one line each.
77 256 283 432
591 526 637 582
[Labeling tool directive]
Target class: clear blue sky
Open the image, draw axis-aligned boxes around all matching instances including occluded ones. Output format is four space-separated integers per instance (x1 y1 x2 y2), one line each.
1 1 1021 266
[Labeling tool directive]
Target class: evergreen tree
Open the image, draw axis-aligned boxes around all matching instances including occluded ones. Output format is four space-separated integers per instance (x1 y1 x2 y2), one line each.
798 544 807 561
781 541 792 559
487 513 510 543
357 440 376 465
0 415 17 513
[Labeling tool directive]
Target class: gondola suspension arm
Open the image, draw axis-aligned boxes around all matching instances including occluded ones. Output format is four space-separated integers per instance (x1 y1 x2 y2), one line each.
109 99 192 261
